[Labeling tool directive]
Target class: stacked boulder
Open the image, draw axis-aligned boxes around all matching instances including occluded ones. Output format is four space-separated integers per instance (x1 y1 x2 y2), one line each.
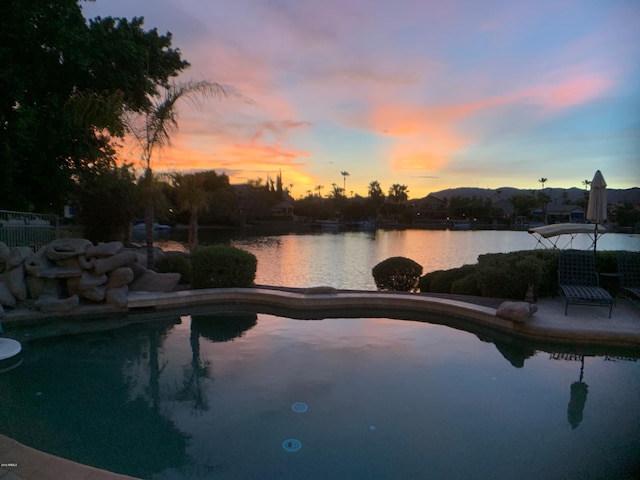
0 239 180 316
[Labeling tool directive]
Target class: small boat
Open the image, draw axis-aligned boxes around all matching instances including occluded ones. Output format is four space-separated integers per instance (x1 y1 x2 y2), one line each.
354 219 376 231
131 222 172 232
449 220 471 230
311 219 341 231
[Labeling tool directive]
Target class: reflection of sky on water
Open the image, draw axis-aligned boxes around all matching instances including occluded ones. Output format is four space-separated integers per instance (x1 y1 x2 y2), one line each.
152 315 640 479
2 314 639 479
224 230 639 289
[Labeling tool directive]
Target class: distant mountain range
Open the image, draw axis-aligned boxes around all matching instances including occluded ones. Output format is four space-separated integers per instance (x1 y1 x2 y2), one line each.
425 187 640 204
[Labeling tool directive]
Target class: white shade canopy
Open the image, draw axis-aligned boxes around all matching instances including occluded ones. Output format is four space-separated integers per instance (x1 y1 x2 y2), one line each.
586 170 607 225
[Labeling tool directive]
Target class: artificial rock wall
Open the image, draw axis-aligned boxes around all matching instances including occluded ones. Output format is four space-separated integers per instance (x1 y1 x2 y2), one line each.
0 239 180 316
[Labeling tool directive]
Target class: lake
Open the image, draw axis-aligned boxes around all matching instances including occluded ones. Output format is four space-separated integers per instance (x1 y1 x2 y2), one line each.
156 228 640 290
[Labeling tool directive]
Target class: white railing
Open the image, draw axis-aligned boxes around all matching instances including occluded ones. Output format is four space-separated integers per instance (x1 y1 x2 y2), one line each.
0 210 59 250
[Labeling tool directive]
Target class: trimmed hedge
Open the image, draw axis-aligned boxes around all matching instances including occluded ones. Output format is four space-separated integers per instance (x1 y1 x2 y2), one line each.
476 253 542 299
157 254 192 285
372 256 423 292
191 245 257 288
476 250 558 299
419 249 633 300
419 264 477 294
419 250 559 300
451 272 481 296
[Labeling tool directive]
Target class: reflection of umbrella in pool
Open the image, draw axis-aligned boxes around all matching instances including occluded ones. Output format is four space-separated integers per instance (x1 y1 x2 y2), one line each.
493 341 536 369
475 335 536 368
567 356 588 429
586 170 607 253
191 313 257 342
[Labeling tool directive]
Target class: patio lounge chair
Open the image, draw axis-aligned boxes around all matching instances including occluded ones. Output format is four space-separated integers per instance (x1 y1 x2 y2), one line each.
617 252 640 300
558 250 613 318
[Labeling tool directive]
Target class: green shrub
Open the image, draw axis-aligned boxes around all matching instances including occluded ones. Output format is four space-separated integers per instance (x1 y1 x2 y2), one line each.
372 256 423 291
191 245 257 288
476 251 552 299
535 250 560 297
418 249 630 300
419 264 477 294
417 272 432 292
596 250 619 275
451 273 481 295
157 254 192 284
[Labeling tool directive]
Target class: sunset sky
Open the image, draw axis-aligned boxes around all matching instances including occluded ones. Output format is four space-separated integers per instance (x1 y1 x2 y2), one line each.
82 0 640 199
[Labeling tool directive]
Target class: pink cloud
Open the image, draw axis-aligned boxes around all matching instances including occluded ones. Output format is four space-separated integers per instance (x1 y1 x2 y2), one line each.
356 64 614 173
523 70 613 109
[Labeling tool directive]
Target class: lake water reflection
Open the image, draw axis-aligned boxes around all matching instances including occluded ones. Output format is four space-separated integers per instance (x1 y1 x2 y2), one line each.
162 229 640 290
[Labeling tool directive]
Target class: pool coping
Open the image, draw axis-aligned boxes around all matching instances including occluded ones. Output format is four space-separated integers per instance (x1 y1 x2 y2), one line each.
130 288 640 349
4 287 638 350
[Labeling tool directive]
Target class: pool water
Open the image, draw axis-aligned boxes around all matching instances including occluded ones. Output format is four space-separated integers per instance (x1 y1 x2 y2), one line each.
1 312 639 479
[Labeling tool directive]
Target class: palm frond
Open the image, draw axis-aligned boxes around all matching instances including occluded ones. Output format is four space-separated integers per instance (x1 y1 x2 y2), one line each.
124 79 226 169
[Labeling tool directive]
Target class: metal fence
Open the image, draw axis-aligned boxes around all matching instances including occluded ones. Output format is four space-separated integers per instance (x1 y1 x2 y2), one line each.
0 210 59 251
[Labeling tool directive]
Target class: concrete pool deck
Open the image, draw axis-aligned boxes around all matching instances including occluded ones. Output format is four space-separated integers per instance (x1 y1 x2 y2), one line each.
1 288 639 480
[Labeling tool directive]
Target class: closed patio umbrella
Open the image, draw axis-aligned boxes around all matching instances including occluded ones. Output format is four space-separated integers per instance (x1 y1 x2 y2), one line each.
586 170 607 253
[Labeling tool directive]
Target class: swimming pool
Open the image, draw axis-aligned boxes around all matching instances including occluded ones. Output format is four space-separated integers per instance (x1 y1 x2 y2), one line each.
1 310 639 479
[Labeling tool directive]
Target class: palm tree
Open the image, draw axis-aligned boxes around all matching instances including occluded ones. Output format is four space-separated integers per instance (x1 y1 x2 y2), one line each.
173 173 211 252
388 184 409 203
368 180 383 199
538 177 548 190
330 183 343 198
368 180 384 220
315 184 324 198
341 171 350 193
125 80 225 267
538 177 549 221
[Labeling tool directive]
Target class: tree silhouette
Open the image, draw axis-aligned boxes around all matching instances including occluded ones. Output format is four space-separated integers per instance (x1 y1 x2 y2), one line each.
538 177 548 190
388 184 409 203
341 171 350 193
538 177 548 220
330 183 343 198
172 172 211 252
125 80 225 267
368 180 383 199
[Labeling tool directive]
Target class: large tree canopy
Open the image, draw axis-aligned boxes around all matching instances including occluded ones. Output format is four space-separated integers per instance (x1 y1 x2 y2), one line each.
0 0 188 212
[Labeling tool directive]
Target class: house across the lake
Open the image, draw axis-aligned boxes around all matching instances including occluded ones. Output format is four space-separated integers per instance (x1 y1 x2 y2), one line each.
535 205 585 224
413 194 448 221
